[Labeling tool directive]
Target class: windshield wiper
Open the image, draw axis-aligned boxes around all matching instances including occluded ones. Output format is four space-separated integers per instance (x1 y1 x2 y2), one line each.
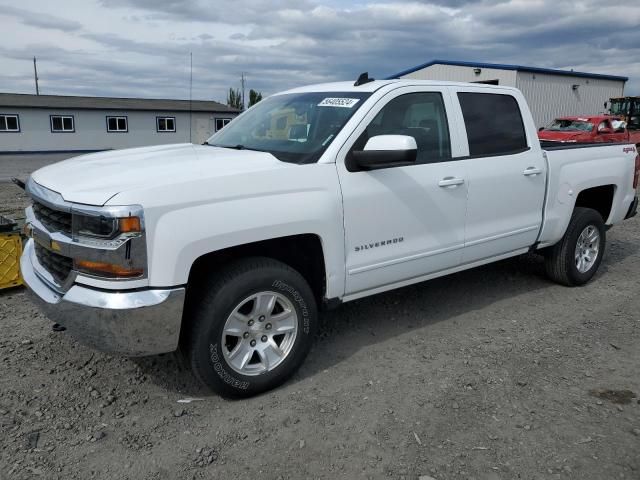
207 144 264 152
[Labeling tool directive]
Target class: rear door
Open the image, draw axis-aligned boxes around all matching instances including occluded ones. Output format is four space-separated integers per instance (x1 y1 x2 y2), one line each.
453 89 547 263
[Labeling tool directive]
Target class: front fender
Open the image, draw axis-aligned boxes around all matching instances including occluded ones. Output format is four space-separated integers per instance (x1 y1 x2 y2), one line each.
140 165 346 299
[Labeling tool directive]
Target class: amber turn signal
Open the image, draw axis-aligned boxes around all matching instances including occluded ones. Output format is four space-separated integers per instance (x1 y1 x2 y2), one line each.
119 217 142 233
74 259 143 278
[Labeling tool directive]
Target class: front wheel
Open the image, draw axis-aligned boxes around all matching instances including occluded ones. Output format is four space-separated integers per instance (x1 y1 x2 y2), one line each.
544 207 606 286
184 257 317 398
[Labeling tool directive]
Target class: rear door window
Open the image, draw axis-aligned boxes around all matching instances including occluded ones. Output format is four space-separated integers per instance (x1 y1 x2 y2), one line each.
457 92 528 156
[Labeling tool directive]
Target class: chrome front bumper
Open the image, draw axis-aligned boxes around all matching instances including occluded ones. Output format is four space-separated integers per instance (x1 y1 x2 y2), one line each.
21 240 185 356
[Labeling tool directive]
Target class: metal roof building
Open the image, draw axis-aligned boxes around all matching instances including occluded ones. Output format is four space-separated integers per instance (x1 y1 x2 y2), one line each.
388 60 628 127
0 93 240 154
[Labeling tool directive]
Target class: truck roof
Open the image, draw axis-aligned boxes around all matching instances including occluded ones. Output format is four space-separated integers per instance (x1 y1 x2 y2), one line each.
278 79 520 95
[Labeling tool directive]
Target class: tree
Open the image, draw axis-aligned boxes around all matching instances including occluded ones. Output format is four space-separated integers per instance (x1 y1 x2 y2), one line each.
249 89 263 107
226 88 243 110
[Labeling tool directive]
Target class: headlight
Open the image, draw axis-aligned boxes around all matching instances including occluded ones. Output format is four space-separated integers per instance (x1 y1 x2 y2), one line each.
70 205 147 280
75 214 118 239
74 214 142 240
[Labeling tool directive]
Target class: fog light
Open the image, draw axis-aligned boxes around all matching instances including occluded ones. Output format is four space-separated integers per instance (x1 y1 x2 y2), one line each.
74 259 143 278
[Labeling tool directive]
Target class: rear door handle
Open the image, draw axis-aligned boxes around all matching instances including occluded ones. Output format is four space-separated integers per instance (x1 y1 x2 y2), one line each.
438 177 465 188
523 167 542 176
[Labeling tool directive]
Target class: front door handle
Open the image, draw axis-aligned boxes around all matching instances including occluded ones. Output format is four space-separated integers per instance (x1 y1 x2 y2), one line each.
523 167 542 176
438 177 465 188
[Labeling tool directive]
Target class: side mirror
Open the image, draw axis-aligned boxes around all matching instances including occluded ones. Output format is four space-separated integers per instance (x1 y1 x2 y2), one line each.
350 135 417 171
538 127 544 131
598 127 613 134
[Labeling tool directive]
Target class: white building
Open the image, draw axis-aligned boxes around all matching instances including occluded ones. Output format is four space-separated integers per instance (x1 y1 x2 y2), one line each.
0 93 239 154
388 60 627 127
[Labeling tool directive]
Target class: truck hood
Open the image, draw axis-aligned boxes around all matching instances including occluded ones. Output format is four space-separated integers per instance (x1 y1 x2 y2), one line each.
30 144 291 205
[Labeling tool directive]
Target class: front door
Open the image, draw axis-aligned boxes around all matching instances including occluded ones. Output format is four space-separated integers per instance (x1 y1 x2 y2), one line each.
337 88 468 296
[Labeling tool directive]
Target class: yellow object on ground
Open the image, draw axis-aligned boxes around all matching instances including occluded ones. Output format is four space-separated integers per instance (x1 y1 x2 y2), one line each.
0 232 23 289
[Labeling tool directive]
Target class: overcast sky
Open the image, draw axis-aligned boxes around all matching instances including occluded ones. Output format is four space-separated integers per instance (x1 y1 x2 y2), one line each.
1 0 638 103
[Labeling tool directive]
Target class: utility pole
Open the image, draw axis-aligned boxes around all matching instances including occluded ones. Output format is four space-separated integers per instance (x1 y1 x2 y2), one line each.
189 52 193 143
33 57 40 95
241 72 245 111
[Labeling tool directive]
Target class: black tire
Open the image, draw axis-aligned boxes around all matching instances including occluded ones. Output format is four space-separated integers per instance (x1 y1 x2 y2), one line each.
544 207 606 286
184 257 317 398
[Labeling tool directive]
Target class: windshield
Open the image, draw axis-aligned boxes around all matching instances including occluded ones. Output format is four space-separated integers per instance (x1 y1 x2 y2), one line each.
545 119 594 132
206 91 372 164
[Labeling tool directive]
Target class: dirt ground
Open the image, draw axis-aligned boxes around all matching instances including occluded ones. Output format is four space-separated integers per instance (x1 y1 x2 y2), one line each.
0 154 76 184
0 180 639 480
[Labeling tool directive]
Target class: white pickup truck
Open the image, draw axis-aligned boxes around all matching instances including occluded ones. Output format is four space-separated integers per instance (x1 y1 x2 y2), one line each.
21 77 639 397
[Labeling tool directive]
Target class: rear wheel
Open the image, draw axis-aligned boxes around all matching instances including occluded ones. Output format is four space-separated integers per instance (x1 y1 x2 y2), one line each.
185 257 317 397
544 207 605 286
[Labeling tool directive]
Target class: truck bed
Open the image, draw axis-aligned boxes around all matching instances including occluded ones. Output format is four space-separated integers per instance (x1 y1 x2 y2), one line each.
536 141 637 248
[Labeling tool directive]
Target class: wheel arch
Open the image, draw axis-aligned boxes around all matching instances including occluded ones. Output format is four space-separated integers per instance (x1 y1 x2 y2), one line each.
574 184 616 223
185 233 328 307
538 180 620 249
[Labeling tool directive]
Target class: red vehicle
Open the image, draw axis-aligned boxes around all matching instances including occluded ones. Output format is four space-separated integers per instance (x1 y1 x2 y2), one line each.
538 115 630 144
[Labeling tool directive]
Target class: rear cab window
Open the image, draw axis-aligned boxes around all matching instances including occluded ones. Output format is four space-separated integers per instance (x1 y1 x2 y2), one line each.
457 92 528 157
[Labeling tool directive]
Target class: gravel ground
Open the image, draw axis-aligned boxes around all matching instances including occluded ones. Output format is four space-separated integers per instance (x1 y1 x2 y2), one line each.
0 182 639 480
0 182 29 222
0 154 78 184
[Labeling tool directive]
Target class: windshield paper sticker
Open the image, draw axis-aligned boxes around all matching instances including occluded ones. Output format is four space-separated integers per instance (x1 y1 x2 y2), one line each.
318 98 360 108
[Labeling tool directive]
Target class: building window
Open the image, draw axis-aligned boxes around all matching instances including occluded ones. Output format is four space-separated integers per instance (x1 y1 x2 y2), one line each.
50 115 75 133
0 114 20 132
215 118 232 131
156 116 176 132
107 116 128 132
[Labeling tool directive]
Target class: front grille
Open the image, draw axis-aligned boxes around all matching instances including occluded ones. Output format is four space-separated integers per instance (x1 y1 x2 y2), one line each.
34 243 73 285
33 201 72 236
